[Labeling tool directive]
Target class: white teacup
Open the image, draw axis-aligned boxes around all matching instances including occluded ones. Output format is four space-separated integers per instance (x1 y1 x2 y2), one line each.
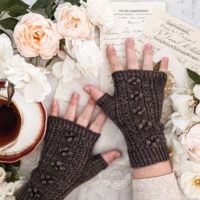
0 81 47 162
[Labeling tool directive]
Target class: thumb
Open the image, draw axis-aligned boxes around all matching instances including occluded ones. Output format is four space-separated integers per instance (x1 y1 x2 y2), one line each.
84 84 105 101
79 151 122 183
101 150 122 164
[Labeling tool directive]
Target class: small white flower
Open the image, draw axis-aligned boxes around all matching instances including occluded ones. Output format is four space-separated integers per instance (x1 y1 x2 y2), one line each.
0 178 24 199
4 55 51 102
195 103 200 116
181 123 200 163
171 93 194 118
171 112 193 132
72 40 103 77
193 85 200 100
180 162 200 198
0 34 13 79
81 0 114 33
0 168 6 184
52 56 81 83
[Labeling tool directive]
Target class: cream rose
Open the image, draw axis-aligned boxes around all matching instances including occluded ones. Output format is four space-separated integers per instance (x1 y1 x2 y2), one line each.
14 13 60 60
180 162 200 198
82 0 114 33
0 34 13 79
193 85 200 100
0 167 6 184
70 40 103 77
55 3 94 40
181 123 200 163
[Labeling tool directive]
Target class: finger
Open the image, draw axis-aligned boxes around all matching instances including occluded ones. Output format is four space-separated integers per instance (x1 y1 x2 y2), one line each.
84 85 105 101
143 43 153 70
89 112 107 133
102 150 122 164
64 93 80 121
160 57 169 73
51 100 59 117
106 44 123 72
126 38 139 70
76 98 96 127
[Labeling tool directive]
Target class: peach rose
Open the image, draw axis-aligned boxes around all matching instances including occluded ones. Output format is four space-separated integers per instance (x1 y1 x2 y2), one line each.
54 2 94 40
14 13 60 60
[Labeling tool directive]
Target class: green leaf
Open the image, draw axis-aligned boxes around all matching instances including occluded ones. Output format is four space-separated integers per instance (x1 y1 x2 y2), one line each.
187 68 200 84
32 0 56 10
0 0 13 13
32 0 57 18
153 61 161 71
0 18 18 30
8 0 29 17
6 168 20 182
0 162 5 169
63 0 82 5
12 160 21 167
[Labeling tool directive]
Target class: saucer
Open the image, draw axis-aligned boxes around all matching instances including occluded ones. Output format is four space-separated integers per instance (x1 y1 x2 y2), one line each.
0 81 47 162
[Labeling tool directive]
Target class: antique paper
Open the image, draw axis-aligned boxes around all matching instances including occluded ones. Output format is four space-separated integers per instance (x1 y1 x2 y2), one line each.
100 2 166 94
137 8 200 75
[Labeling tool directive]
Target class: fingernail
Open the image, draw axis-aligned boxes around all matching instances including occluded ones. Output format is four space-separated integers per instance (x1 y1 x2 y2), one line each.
73 92 79 99
107 44 114 50
84 86 90 93
115 151 122 158
127 37 134 42
163 57 169 62
53 99 57 106
146 43 152 49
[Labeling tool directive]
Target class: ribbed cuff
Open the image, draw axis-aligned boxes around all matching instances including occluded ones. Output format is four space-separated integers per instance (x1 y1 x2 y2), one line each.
112 69 167 83
128 142 170 168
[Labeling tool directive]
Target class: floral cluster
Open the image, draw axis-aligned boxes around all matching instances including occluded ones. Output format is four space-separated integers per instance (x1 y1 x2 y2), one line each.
0 162 24 200
166 68 200 199
0 0 114 102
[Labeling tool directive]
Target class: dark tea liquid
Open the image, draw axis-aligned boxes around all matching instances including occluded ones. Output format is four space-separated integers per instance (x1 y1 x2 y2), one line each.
0 98 21 147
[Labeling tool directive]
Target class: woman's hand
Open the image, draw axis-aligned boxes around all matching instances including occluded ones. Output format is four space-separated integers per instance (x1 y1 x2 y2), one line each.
51 93 122 163
16 94 121 200
83 37 172 178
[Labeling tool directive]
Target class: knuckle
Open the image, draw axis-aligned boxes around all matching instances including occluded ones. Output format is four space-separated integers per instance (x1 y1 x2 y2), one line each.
92 120 102 129
79 113 90 122
128 57 135 64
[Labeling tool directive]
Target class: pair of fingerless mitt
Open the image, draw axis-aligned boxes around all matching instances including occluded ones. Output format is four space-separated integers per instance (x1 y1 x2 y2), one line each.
16 70 169 200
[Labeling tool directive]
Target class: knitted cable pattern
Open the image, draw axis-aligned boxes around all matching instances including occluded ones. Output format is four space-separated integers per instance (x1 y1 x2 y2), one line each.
16 116 108 200
97 70 169 168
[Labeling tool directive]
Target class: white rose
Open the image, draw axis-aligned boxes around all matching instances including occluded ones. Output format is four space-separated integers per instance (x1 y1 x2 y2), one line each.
193 85 200 100
55 3 94 40
82 0 114 33
171 112 193 132
171 136 188 176
52 56 81 83
4 55 51 102
195 103 200 116
72 40 103 77
171 93 194 118
181 123 200 163
0 178 24 199
180 162 200 198
0 34 13 79
14 13 60 60
0 168 6 184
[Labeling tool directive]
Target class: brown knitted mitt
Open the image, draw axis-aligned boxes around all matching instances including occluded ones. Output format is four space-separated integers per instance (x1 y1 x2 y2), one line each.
16 116 108 200
97 70 169 168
